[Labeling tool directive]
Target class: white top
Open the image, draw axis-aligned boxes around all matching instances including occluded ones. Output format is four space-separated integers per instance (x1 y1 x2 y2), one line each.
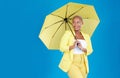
73 39 87 54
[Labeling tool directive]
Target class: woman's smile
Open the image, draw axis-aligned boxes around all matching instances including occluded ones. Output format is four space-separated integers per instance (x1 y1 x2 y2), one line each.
72 18 83 31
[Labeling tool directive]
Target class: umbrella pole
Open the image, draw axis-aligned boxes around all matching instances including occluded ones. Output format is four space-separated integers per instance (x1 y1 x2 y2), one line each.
67 23 76 40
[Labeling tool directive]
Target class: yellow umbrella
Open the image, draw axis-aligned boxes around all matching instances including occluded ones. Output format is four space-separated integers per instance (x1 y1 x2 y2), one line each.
39 2 100 50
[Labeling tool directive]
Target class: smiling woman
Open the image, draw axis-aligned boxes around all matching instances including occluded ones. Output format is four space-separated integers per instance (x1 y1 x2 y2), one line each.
59 15 93 78
39 2 100 78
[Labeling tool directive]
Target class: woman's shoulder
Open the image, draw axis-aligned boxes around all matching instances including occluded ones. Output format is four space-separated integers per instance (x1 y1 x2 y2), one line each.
61 30 73 40
81 31 89 38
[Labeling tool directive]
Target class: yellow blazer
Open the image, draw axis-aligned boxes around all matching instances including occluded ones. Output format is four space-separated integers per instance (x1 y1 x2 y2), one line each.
59 30 93 73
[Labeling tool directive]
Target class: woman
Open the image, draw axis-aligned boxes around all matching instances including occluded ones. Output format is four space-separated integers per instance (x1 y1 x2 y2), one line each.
59 15 93 78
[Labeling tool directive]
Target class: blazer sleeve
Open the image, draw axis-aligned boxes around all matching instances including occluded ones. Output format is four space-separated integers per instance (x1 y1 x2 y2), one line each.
59 31 71 53
85 34 93 56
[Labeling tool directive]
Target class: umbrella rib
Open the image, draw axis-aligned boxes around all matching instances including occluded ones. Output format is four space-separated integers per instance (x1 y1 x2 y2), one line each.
68 21 72 26
66 22 75 39
68 7 84 18
45 20 63 29
51 21 64 39
51 14 64 19
49 21 64 47
65 22 66 30
65 5 68 18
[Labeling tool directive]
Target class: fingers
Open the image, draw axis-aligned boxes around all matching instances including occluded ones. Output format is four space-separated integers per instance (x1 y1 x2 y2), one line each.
74 40 79 44
74 40 81 45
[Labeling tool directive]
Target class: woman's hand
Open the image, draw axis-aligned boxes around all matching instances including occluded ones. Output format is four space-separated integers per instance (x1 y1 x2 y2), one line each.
69 40 78 51
77 42 87 53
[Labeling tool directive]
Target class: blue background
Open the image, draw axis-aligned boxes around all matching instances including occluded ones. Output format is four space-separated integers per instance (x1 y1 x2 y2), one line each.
0 0 120 78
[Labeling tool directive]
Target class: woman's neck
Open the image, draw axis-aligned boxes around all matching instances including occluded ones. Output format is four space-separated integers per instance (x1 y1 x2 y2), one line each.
75 30 80 34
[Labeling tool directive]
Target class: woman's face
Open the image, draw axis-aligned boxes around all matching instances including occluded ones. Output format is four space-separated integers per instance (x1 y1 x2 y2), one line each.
72 17 83 31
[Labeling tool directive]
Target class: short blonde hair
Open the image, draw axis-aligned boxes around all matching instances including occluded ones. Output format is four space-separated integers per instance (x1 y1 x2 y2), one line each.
72 15 83 24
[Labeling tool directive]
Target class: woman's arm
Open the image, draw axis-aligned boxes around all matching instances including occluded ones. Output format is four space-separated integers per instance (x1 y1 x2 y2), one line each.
81 47 87 53
59 31 71 53
85 35 93 55
69 40 77 51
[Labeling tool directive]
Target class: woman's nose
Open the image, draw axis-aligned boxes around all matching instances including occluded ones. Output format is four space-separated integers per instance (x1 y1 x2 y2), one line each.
74 23 77 26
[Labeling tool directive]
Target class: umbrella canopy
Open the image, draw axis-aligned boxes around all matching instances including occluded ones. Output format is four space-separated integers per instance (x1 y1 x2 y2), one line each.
39 2 100 50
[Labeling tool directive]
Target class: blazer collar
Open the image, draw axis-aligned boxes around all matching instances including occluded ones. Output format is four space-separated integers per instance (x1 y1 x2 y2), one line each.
72 30 85 37
72 30 87 41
